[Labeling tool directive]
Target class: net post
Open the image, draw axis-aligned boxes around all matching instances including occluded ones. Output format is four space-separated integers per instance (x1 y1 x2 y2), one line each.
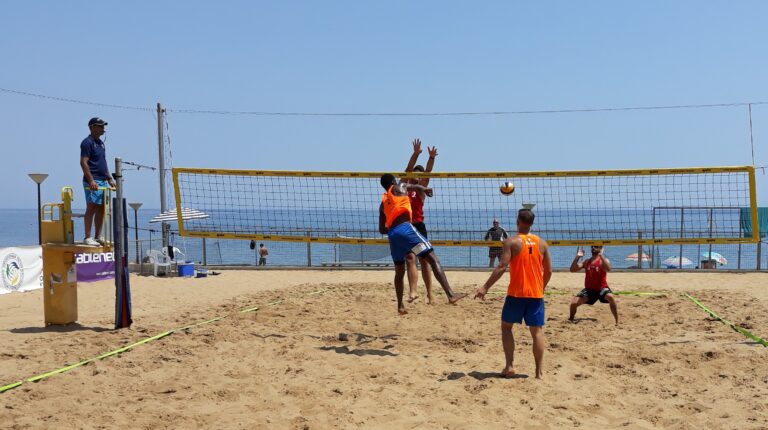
306 231 312 267
637 232 643 269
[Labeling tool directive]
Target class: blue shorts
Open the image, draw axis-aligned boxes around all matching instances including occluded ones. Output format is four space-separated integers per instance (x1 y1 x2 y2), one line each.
83 179 109 205
387 222 433 264
501 296 545 327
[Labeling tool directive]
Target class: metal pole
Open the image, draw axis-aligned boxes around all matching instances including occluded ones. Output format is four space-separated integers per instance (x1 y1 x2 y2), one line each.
114 158 125 327
637 232 643 269
749 104 755 167
157 103 168 249
469 245 472 268
306 231 312 267
651 208 656 268
134 209 139 264
758 239 763 271
679 208 684 268
202 237 207 265
36 183 42 245
707 208 714 266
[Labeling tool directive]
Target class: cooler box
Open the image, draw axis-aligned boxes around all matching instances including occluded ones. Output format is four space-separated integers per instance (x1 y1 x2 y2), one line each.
178 263 195 277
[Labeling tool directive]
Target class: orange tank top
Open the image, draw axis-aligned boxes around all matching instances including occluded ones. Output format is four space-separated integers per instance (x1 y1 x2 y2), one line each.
507 233 544 298
382 185 412 228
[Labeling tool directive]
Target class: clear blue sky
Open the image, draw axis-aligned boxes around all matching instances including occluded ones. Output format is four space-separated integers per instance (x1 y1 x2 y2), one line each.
1 1 766 210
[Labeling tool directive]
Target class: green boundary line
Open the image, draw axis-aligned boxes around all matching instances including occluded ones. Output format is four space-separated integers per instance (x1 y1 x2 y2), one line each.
489 290 664 297
0 289 329 394
684 294 767 347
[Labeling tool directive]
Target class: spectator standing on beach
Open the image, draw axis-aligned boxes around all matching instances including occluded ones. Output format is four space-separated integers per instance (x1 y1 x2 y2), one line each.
258 243 269 266
80 117 115 246
475 209 552 379
568 245 618 325
403 138 437 304
484 218 509 267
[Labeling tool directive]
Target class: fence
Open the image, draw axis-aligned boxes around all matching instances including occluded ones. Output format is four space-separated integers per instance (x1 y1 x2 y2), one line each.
127 226 767 271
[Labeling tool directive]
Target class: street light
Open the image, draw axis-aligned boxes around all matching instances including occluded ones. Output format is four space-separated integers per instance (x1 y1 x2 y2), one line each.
28 173 49 245
128 203 143 264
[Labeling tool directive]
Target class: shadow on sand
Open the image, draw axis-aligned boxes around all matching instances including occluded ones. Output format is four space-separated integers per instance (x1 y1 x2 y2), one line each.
9 323 112 334
443 371 529 381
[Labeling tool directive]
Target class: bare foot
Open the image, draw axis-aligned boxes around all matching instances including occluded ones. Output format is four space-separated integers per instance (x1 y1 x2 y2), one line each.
407 295 419 303
501 366 516 378
535 370 543 379
398 307 408 315
448 293 468 305
427 295 435 305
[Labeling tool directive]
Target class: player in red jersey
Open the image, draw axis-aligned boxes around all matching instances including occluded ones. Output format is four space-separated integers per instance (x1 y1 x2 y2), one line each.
568 245 619 325
403 139 437 304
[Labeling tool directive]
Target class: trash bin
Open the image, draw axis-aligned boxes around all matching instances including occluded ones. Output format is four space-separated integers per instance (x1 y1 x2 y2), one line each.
178 262 195 277
700 259 717 269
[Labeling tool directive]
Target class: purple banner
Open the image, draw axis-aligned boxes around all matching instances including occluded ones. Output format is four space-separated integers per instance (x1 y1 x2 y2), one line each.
76 251 115 282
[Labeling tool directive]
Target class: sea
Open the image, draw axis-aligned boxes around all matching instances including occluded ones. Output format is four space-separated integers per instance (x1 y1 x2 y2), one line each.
1 209 764 270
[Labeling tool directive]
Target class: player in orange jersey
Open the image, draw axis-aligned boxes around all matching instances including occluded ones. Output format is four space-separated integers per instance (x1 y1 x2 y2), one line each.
475 209 552 379
403 138 437 304
379 173 467 315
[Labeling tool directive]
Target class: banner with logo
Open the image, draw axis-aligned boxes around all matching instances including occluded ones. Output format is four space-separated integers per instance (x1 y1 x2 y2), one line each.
76 251 115 282
0 246 43 295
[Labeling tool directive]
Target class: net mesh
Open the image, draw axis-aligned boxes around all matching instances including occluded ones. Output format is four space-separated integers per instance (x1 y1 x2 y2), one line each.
172 167 757 246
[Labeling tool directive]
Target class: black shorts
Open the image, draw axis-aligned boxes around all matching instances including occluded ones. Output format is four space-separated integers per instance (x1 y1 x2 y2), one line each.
576 287 613 305
412 222 428 238
489 248 503 258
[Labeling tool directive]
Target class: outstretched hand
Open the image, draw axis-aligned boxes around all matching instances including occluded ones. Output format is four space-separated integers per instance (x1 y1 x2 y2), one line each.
576 247 584 258
412 138 422 155
474 286 488 300
427 146 438 158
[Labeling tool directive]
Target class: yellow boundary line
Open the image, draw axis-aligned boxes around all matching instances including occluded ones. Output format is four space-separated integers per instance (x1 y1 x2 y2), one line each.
0 289 329 395
684 294 767 347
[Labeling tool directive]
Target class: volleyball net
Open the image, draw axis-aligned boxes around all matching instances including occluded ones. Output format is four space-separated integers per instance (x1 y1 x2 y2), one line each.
172 166 759 246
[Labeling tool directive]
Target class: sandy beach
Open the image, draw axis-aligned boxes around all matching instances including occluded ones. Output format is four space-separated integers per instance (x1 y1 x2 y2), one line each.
1 270 767 429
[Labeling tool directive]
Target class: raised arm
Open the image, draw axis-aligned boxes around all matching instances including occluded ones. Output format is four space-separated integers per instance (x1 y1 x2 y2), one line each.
421 146 438 186
404 138 422 173
569 247 585 272
475 237 522 299
403 183 433 197
599 248 612 272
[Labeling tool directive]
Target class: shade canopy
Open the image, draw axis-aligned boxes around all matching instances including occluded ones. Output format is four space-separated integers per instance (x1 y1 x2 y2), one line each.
625 253 651 262
149 207 209 223
662 256 693 268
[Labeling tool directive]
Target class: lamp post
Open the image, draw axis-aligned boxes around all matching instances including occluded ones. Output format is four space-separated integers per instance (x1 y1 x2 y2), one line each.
28 174 49 245
128 203 143 264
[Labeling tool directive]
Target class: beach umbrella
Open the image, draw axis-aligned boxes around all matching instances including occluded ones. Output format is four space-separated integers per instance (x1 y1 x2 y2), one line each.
624 252 651 262
662 256 693 268
149 207 209 223
701 252 728 265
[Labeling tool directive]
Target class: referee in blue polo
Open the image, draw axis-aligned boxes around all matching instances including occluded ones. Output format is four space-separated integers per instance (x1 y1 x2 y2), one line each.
79 117 115 246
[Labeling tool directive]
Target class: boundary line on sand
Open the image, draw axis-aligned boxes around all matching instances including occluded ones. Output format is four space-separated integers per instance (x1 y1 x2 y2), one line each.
0 289 329 394
683 293 767 347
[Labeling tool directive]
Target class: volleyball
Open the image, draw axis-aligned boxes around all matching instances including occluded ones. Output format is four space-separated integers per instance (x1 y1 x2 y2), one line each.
499 181 515 195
